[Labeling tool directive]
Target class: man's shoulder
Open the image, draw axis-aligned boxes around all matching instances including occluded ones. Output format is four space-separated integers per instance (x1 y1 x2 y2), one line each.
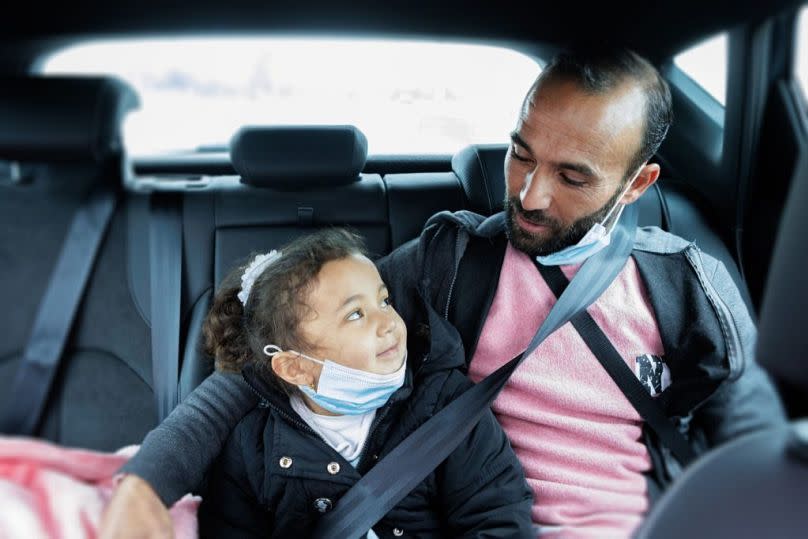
423 210 505 239
632 226 728 278
632 225 695 255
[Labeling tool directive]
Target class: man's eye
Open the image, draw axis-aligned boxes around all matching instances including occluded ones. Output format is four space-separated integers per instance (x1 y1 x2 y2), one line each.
347 310 363 321
560 173 586 188
510 144 530 162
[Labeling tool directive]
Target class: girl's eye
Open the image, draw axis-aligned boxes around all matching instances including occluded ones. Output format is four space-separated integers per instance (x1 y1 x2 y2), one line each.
381 296 392 308
347 310 363 321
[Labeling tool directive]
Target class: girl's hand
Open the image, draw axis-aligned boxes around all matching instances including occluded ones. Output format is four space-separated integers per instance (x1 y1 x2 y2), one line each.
99 475 175 539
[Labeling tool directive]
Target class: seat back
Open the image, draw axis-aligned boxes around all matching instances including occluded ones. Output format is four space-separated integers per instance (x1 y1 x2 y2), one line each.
176 126 391 395
0 77 160 450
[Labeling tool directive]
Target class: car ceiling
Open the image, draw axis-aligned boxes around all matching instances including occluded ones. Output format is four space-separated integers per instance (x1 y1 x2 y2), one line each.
1 0 803 71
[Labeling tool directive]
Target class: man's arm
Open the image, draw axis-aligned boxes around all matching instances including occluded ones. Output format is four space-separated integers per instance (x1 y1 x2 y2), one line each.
197 419 270 539
119 371 259 505
695 260 787 445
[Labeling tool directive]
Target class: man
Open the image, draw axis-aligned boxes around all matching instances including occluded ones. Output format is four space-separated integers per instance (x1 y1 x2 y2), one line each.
101 47 785 538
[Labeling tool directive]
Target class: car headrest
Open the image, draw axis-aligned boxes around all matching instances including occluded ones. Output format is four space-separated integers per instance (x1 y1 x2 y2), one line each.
230 125 368 189
0 76 139 163
452 144 508 215
757 151 808 390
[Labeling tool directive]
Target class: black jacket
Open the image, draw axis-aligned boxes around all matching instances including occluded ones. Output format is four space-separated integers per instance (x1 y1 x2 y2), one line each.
198 300 534 539
378 210 787 493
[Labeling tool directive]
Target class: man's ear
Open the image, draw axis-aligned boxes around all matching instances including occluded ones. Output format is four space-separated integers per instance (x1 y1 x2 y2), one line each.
271 351 318 388
621 162 660 205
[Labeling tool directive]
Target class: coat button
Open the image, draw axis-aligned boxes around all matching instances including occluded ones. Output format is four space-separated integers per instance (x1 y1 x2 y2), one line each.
313 497 333 513
279 456 293 469
327 462 340 475
393 528 404 536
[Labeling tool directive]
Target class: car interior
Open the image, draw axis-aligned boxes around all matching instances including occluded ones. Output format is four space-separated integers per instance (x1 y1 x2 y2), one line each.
0 0 806 535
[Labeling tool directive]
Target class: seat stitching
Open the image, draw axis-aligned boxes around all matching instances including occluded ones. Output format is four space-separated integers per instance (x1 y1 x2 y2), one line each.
473 148 495 214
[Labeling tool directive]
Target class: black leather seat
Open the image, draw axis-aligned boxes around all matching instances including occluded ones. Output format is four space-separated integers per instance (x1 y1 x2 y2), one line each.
0 77 160 450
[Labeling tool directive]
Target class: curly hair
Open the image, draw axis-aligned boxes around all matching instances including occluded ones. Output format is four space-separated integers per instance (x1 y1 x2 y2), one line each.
202 228 367 394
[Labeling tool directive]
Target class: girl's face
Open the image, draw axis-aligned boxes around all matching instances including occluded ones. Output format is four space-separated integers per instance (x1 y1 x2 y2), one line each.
297 254 407 379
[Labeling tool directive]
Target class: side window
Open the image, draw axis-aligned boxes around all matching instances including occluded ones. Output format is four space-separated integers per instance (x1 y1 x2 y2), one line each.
673 33 728 107
796 5 808 107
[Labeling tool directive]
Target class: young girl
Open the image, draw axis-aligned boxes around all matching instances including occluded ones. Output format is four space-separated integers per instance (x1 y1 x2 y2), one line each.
112 228 533 538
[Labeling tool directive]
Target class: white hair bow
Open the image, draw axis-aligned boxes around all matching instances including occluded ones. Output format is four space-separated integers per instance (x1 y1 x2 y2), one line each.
237 250 281 306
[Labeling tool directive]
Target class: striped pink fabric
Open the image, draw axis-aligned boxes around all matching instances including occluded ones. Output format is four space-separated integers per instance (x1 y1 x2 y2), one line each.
468 243 665 538
0 437 199 539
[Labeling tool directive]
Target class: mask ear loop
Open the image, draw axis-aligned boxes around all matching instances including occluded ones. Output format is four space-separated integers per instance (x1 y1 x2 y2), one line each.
263 344 324 390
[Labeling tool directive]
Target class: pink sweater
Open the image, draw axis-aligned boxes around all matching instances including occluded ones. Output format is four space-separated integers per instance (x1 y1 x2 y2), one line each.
468 244 665 538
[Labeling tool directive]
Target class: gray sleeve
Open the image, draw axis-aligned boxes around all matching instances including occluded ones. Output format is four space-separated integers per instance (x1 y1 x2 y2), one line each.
696 260 787 446
119 371 259 506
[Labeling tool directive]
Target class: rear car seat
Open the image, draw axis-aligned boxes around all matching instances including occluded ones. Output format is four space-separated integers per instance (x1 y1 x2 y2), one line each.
0 76 160 451
175 125 391 395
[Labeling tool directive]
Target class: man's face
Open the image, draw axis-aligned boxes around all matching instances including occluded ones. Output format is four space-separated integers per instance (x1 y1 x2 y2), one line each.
504 76 651 257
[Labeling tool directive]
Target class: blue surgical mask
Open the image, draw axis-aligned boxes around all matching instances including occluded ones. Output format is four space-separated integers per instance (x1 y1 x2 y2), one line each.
536 173 638 266
263 345 407 416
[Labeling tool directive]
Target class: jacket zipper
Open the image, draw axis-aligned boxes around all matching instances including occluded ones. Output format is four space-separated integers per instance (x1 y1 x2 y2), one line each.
443 233 463 320
356 404 393 470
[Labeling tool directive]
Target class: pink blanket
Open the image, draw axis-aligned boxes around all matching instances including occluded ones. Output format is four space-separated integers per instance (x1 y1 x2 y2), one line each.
0 436 199 539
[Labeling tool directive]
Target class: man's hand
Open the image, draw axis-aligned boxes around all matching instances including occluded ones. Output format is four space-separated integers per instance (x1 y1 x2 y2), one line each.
99 475 174 539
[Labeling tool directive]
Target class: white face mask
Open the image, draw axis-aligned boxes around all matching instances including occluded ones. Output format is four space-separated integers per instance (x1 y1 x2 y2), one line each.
535 168 640 266
263 344 407 416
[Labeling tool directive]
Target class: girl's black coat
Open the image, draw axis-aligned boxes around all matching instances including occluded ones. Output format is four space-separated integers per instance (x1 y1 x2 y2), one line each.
199 303 534 539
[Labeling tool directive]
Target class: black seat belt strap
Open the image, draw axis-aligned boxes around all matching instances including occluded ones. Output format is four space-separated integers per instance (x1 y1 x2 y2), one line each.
536 263 696 466
0 184 117 435
149 194 183 422
312 203 639 538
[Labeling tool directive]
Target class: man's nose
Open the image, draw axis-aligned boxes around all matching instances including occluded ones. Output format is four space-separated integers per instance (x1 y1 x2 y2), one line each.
519 168 554 211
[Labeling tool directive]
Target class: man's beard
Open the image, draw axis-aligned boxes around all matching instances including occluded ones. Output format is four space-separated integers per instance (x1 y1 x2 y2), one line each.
504 186 625 257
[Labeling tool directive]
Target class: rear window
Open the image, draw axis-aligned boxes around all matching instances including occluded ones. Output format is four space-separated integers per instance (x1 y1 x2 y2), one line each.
42 38 541 157
797 5 808 106
674 33 728 106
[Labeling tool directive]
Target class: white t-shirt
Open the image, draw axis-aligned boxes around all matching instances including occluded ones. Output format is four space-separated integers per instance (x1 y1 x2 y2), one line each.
289 394 376 467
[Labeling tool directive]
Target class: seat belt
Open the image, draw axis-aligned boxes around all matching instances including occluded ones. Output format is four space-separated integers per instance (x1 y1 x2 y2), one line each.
149 194 183 422
535 262 696 466
312 203 639 539
0 184 117 435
